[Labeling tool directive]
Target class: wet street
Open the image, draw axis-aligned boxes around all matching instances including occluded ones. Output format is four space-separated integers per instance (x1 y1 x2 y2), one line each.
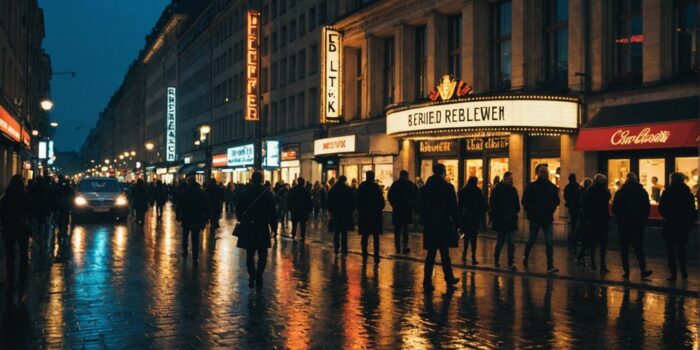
1 206 697 349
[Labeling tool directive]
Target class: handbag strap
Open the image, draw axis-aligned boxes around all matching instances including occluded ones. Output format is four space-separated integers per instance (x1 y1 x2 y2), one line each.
242 189 267 218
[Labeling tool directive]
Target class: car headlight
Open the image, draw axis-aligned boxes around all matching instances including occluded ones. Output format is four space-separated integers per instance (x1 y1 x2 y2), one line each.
74 196 88 206
115 195 128 206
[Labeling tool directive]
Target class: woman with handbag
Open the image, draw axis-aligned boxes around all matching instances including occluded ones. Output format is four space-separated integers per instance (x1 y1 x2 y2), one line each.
0 174 32 298
236 171 277 290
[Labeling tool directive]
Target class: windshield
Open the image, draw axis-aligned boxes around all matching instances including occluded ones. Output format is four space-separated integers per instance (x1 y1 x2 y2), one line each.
78 179 122 193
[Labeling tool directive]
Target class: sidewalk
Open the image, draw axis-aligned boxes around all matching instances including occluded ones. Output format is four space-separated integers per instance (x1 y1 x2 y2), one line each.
262 214 699 297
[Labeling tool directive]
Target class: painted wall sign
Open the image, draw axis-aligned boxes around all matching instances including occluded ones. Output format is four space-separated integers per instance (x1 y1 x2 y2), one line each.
321 26 343 123
314 135 356 155
245 10 260 121
465 136 510 152
165 87 177 161
575 120 700 151
227 144 255 167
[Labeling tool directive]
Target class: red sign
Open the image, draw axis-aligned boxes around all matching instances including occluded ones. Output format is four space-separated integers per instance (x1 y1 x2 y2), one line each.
212 154 227 168
575 120 699 151
0 105 30 147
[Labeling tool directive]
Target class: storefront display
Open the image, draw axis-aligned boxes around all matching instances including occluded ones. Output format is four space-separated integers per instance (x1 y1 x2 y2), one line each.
529 158 561 185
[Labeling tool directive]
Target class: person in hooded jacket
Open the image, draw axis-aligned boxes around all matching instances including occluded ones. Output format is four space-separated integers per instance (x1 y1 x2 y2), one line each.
131 179 150 225
355 171 385 263
388 170 417 254
490 171 520 270
0 174 32 297
658 172 697 281
287 177 312 242
611 172 653 279
177 176 209 263
458 176 487 264
581 174 612 274
327 176 354 255
419 163 460 292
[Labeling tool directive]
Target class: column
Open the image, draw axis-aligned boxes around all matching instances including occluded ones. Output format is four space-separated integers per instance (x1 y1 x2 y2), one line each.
590 0 612 92
343 46 360 121
363 34 384 119
395 24 416 103
508 133 527 234
568 0 586 91
462 0 490 92
510 0 526 89
400 139 416 178
426 10 447 90
643 0 672 83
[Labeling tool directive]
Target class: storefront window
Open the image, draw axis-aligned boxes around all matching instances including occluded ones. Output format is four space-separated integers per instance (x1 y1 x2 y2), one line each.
608 159 630 193
639 158 665 204
489 158 509 189
421 159 433 181
343 164 359 185
361 164 373 182
529 158 560 185
375 163 393 198
438 159 459 189
465 159 484 188
676 156 699 195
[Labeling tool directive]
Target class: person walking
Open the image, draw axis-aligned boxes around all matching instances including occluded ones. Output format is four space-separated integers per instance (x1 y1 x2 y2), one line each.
54 175 74 239
611 172 653 279
154 180 168 220
225 182 236 213
275 183 290 231
0 175 32 298
311 181 322 221
29 175 54 245
288 177 312 242
388 170 417 255
176 176 209 264
490 171 520 270
419 163 460 291
458 176 487 264
236 171 277 289
327 176 354 255
204 179 224 231
356 171 385 263
575 177 594 265
581 174 612 274
522 164 560 273
658 172 696 281
131 179 150 226
564 173 582 253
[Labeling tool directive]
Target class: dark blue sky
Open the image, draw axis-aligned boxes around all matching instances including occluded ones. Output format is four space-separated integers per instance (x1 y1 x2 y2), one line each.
39 0 170 152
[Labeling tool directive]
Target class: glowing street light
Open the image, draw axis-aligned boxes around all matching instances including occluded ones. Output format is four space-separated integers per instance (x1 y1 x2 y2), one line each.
31 130 39 136
130 151 136 157
40 99 54 111
145 142 154 151
50 122 58 127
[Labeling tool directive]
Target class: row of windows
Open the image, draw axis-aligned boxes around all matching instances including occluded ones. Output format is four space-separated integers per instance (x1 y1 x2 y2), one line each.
211 111 245 144
212 74 245 107
267 89 315 133
265 45 316 91
180 92 210 121
180 65 210 96
146 95 165 118
211 7 246 49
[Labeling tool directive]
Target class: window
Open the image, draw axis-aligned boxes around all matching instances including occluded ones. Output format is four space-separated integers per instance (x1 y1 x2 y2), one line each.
272 0 278 18
639 158 665 204
384 38 395 105
309 7 317 31
530 158 561 186
263 35 269 56
289 55 297 82
674 0 698 75
298 14 306 38
310 44 319 74
280 0 286 15
296 92 305 127
272 32 278 52
280 99 287 131
607 159 630 194
355 49 363 118
288 96 295 127
676 156 699 196
290 20 297 42
447 15 462 78
281 57 288 86
319 1 328 25
544 0 568 86
415 26 427 99
309 88 318 124
491 1 512 90
281 26 287 47
614 0 643 85
298 49 306 79
261 67 269 93
272 62 278 89
263 4 270 24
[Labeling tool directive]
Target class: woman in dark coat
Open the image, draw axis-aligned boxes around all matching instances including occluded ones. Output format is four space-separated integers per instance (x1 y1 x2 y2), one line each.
327 176 354 255
131 179 150 225
154 180 168 220
176 176 209 264
236 171 277 289
204 179 224 230
490 171 520 269
0 174 32 296
388 170 417 254
658 172 697 281
355 171 385 262
458 176 487 264
581 174 612 274
287 177 313 241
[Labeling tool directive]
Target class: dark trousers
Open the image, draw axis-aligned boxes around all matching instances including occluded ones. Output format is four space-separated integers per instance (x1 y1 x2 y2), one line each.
619 229 647 273
494 230 515 266
291 220 307 240
182 226 200 260
424 246 455 284
246 248 268 279
3 233 29 289
393 223 409 252
333 230 348 253
524 220 554 268
57 211 70 238
665 234 688 276
156 204 164 218
567 211 580 251
361 233 380 258
226 200 235 212
590 242 607 268
462 230 478 259
135 208 147 223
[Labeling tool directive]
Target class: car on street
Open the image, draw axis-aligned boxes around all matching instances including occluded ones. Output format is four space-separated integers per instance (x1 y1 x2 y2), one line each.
73 177 130 222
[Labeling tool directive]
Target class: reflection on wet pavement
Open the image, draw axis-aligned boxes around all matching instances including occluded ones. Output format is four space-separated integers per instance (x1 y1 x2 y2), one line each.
0 205 697 348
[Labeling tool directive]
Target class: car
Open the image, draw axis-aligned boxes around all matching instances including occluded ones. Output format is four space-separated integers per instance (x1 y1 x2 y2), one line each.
73 177 130 222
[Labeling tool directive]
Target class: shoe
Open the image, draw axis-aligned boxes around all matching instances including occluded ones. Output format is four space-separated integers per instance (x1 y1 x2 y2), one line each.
403 247 411 254
682 271 688 280
622 272 629 279
522 258 528 269
547 267 559 274
472 258 478 265
600 268 609 275
249 277 255 288
446 278 460 286
508 265 517 271
642 270 653 279
667 275 677 282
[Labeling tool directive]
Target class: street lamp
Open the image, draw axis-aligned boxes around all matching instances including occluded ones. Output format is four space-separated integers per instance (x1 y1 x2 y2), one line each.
145 142 154 151
199 124 211 141
130 151 136 157
50 122 58 127
31 130 39 136
40 99 53 111
104 159 110 164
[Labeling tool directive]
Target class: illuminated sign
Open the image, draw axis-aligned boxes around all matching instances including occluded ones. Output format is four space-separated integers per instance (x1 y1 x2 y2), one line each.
575 120 699 151
38 141 48 159
166 87 177 161
263 140 280 167
314 135 356 155
465 136 509 152
419 141 456 153
0 104 30 146
245 10 260 121
212 154 228 168
386 97 578 137
281 143 300 161
227 144 255 167
428 75 473 101
321 27 342 123
48 140 54 159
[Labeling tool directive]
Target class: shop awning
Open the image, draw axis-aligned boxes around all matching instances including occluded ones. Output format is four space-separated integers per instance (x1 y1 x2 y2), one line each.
575 97 699 151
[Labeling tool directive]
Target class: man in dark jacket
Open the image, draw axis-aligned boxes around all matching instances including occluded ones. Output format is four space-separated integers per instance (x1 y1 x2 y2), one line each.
356 171 385 263
388 170 417 254
29 175 55 242
54 176 75 238
419 163 459 292
658 172 696 281
204 179 224 230
582 174 612 274
490 171 520 270
611 172 653 279
154 180 168 220
287 177 312 242
563 173 582 253
522 163 560 273
458 176 487 264
236 171 277 289
0 174 32 297
176 176 209 264
327 176 354 255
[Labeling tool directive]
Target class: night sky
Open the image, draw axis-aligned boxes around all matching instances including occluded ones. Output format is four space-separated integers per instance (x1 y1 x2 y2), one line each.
39 0 170 152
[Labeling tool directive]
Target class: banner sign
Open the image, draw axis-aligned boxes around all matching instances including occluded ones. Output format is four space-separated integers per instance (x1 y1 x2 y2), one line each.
0 104 30 146
575 120 700 151
263 140 280 167
314 135 356 155
245 10 260 121
321 26 342 123
166 87 177 161
38 141 48 159
212 154 228 168
227 144 255 167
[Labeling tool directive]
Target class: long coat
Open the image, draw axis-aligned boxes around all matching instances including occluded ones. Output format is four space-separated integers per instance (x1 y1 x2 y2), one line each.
582 183 611 244
658 183 696 241
457 183 487 234
0 187 31 238
355 180 385 235
611 181 650 235
489 182 520 232
522 178 560 223
287 184 312 222
236 184 277 249
131 183 150 211
387 177 417 225
327 183 355 232
177 183 209 230
418 175 459 250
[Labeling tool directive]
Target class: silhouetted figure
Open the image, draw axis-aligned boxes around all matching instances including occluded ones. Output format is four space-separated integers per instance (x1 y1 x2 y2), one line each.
204 179 224 230
131 179 150 225
154 180 168 220
575 177 594 265
582 174 611 274
522 164 560 273
327 176 354 255
490 171 520 269
563 173 582 253
177 176 209 264
288 177 312 242
388 170 417 254
236 171 277 289
458 176 487 264
419 163 459 292
612 172 652 279
659 172 696 281
29 175 54 243
356 171 385 263
54 175 74 238
0 175 31 298
311 181 322 220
